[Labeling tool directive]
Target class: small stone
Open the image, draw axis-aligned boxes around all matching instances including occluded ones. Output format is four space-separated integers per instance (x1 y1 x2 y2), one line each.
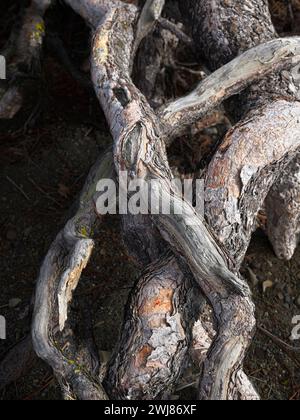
296 295 300 308
266 260 273 268
282 70 291 81
247 267 259 287
263 280 273 294
277 292 284 301
9 298 22 309
285 293 292 304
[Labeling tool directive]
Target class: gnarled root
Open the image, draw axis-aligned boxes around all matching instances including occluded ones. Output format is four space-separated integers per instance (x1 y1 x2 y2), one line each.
192 316 259 400
266 152 300 260
205 101 300 266
32 151 113 400
30 0 300 401
105 253 203 400
106 212 205 400
182 0 300 264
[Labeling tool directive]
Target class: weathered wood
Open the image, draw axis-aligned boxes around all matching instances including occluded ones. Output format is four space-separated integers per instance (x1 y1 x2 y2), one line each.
105 253 203 400
181 0 300 263
32 151 113 400
28 0 300 401
89 0 259 400
160 37 300 139
266 151 300 260
205 100 300 266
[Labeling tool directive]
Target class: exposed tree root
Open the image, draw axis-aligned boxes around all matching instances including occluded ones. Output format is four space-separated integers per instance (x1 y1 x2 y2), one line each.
205 100 300 266
105 253 202 400
88 0 261 400
183 0 300 262
160 37 300 139
32 151 113 400
22 0 300 400
266 152 300 260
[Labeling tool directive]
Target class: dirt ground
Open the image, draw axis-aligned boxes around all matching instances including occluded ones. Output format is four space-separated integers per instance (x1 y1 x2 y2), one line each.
0 0 300 401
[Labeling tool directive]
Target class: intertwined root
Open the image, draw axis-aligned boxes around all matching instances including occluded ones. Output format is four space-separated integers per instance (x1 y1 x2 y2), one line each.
1 0 299 400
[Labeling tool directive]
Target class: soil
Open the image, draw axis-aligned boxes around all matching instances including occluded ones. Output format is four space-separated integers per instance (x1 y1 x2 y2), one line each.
0 0 300 401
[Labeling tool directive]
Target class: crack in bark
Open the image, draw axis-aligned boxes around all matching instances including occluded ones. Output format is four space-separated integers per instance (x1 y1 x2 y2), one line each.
25 0 300 400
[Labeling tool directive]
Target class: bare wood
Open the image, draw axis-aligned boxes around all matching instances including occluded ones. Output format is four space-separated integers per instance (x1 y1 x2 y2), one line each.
266 152 300 260
106 212 206 399
134 0 166 55
205 100 300 266
183 0 300 263
160 37 300 139
105 254 202 400
88 1 258 400
32 151 113 400
27 0 300 401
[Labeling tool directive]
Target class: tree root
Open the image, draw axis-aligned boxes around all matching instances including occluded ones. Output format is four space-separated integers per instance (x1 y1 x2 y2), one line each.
32 151 113 400
0 0 52 119
25 0 300 400
266 152 300 260
205 100 300 266
105 253 203 400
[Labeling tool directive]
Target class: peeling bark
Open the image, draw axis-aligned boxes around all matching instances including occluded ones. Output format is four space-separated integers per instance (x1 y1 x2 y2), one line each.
88 1 258 400
182 0 300 262
160 37 300 139
26 0 300 401
105 253 202 400
205 100 300 266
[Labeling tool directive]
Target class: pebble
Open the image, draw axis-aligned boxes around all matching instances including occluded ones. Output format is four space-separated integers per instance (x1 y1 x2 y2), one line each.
9 298 22 309
263 280 273 294
247 267 259 287
296 295 300 308
277 292 284 301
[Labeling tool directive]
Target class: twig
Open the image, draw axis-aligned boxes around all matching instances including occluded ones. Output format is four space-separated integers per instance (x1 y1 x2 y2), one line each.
28 176 63 208
258 325 300 354
6 175 30 201
158 18 193 47
134 0 166 54
22 376 54 400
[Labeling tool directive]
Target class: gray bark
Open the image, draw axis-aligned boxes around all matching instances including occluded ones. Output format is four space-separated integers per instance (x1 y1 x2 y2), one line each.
20 0 300 401
181 0 300 263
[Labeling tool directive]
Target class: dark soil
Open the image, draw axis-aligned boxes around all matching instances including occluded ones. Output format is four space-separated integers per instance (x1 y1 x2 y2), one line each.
0 0 300 401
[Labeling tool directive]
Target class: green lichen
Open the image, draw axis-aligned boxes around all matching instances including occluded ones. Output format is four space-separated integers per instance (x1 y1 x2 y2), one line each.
30 21 45 45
